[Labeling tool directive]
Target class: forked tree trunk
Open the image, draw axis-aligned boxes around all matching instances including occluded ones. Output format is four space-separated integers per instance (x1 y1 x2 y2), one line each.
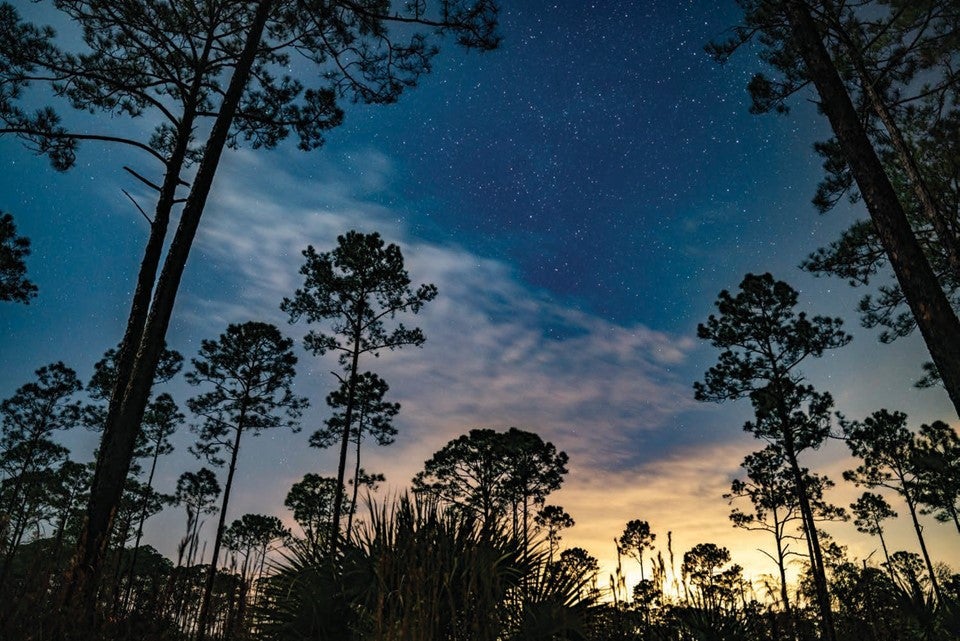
64 3 275 629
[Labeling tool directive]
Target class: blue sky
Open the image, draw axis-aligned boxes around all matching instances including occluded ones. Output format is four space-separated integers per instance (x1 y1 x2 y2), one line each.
1 1 956 588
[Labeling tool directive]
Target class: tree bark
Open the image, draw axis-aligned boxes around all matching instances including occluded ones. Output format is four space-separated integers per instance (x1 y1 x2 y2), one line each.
786 0 960 419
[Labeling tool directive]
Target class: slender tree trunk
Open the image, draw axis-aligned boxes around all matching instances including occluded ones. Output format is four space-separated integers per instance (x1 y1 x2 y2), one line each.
903 487 943 602
64 4 274 627
875 521 896 585
0 505 30 590
197 421 246 641
109 513 134 614
330 323 363 555
784 443 836 641
123 444 163 609
785 0 960 418
345 405 367 539
0 431 44 588
772 510 795 639
522 494 529 558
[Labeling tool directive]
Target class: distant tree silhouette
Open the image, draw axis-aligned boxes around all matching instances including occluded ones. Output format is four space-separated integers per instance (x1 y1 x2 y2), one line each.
0 363 82 590
886 550 935 605
726 446 802 623
535 505 574 563
695 273 850 641
173 469 221 569
558 546 600 598
413 427 568 537
284 474 343 552
186 321 305 641
851 492 898 583
911 420 960 535
618 519 656 583
0 212 37 304
40 460 91 571
225 514 288 585
223 513 289 635
842 409 944 602
283 231 435 553
501 428 569 553
681 543 742 614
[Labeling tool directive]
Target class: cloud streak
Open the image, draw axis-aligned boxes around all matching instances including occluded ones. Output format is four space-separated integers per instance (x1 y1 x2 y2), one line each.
187 148 698 471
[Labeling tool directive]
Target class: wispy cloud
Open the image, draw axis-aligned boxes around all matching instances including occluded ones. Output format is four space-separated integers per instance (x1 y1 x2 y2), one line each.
187 148 697 471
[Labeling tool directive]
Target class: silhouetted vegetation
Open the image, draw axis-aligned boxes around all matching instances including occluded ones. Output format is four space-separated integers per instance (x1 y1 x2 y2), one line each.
2 0 960 639
0 212 37 304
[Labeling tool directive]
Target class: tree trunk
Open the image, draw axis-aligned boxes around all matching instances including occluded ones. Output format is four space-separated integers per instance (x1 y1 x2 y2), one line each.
772 374 836 641
346 428 362 540
197 420 246 641
330 322 363 555
785 0 960 419
903 486 943 602
772 509 796 640
825 4 960 276
63 3 275 629
875 520 896 585
123 442 163 609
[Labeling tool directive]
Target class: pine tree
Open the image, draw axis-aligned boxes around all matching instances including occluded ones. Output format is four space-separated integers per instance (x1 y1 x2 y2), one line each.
283 231 436 553
710 0 960 419
695 272 849 641
842 409 944 602
185 321 305 640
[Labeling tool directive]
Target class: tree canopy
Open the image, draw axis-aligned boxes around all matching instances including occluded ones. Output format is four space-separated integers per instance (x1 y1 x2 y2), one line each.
0 212 36 304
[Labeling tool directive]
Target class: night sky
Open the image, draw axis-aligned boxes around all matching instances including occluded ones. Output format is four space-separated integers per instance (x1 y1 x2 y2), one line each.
1 1 957 589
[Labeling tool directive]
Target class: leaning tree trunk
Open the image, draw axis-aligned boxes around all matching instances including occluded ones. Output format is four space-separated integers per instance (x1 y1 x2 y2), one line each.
820 1 960 277
784 443 837 641
902 481 944 602
875 519 897 585
63 3 275 630
76 43 206 608
785 0 960 419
